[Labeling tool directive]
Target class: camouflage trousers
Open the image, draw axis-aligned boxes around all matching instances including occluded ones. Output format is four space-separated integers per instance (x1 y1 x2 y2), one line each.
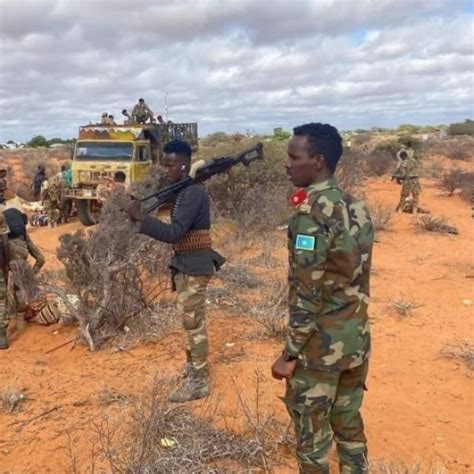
44 200 60 225
284 362 369 474
174 272 211 372
398 178 421 210
8 238 34 317
0 271 7 330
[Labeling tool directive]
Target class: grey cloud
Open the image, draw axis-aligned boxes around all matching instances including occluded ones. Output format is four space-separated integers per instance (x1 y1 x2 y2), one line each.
0 0 472 142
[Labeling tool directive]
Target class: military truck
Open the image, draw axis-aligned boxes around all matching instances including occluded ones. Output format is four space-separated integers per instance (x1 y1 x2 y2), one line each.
66 122 198 226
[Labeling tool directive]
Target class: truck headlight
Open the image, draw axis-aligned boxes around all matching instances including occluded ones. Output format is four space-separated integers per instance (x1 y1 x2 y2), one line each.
79 171 91 182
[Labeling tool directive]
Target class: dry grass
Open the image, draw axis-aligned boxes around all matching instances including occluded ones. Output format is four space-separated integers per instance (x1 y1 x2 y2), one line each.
1 388 27 414
248 282 288 340
97 385 132 407
441 341 474 372
415 215 458 235
370 203 394 231
369 460 446 473
85 376 280 473
217 263 264 289
390 296 420 317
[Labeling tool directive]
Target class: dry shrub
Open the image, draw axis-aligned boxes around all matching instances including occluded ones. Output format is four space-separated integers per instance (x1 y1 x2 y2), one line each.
92 377 278 473
365 148 395 177
206 139 292 234
424 136 474 161
390 296 419 317
248 282 287 340
56 188 176 350
369 203 393 231
415 215 458 235
336 149 366 196
369 460 446 473
2 148 65 200
234 184 291 236
438 168 474 196
217 263 264 289
351 133 372 146
246 234 284 269
441 341 474 371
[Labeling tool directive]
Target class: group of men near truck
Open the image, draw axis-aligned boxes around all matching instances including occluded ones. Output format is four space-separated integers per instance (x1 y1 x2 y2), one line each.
32 164 72 227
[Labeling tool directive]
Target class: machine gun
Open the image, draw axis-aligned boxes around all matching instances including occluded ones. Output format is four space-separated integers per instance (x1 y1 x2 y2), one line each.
140 143 264 214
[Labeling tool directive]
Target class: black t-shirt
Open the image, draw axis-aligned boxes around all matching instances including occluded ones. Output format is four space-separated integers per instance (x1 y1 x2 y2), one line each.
139 183 225 276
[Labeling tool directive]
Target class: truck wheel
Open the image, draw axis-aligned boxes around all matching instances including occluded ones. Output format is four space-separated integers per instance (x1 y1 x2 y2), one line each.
77 200 98 226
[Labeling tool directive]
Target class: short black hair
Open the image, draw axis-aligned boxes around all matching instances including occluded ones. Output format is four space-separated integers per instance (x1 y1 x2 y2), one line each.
114 171 126 183
139 98 144 103
163 139 192 164
293 123 343 173
61 165 66 171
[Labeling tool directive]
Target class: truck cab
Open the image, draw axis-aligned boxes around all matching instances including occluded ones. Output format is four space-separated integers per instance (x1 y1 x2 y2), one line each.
66 122 198 225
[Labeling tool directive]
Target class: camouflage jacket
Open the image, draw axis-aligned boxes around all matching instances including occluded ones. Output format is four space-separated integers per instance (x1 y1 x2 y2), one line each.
132 103 153 119
286 177 374 372
396 156 419 180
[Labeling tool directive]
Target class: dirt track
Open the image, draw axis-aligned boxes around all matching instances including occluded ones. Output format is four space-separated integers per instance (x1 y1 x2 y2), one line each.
0 174 473 473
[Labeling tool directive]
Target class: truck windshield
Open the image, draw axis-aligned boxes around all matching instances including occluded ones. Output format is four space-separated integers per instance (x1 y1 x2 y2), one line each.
75 142 133 161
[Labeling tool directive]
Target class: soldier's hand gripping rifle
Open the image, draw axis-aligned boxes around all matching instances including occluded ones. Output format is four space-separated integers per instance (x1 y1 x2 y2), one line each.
140 143 264 214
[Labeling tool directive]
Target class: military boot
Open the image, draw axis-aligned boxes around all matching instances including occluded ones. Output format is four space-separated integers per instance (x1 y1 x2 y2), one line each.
169 367 209 403
0 328 9 350
15 312 26 332
181 350 193 379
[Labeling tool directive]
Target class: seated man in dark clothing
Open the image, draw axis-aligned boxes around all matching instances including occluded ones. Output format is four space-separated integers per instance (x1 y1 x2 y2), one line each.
126 139 225 402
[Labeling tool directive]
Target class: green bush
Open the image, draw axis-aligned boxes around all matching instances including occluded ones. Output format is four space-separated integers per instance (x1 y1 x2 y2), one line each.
448 119 474 136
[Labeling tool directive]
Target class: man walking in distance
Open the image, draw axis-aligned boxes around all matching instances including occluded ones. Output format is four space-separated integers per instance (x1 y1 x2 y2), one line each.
393 144 421 215
126 139 225 402
271 123 374 473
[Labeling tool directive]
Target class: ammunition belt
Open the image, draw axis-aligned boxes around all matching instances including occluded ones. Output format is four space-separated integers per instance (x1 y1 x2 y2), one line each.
173 229 212 254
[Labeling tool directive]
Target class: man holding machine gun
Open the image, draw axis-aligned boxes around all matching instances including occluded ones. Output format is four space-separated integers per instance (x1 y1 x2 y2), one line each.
126 139 225 403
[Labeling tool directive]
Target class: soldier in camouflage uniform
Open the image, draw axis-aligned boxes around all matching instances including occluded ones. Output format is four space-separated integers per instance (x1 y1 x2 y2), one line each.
127 140 225 403
272 123 374 474
393 146 421 215
0 212 9 349
42 176 61 227
131 98 154 124
7 209 45 339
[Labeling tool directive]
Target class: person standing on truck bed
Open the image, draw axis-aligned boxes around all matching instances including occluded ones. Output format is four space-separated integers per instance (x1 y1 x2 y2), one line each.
132 98 154 124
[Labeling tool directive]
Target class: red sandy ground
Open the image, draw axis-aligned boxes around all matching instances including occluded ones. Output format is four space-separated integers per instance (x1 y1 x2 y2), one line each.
0 164 473 473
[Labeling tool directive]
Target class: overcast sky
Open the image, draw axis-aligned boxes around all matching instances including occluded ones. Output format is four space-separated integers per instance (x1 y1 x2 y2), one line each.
0 0 472 142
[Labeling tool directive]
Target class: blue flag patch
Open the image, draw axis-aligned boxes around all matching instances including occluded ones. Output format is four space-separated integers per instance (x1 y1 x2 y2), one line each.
295 234 315 251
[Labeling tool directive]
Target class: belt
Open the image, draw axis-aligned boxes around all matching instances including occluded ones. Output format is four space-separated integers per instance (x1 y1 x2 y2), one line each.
173 229 212 254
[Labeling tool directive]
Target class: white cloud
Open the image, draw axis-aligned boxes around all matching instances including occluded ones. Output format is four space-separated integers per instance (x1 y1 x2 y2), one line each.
0 0 472 141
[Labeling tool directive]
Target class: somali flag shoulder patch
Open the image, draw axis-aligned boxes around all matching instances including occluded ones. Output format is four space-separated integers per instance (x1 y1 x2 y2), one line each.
295 234 315 251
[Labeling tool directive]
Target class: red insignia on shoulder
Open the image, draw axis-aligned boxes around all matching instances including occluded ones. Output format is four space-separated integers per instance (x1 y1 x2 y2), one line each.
289 189 307 207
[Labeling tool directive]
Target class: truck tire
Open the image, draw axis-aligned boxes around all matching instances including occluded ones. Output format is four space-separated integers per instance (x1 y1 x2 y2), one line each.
77 200 98 226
